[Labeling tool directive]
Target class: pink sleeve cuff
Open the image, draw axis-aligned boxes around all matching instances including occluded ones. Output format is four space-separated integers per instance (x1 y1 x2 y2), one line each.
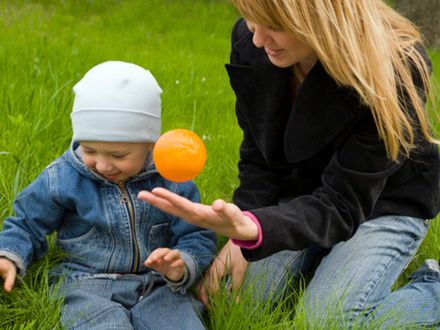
231 211 263 250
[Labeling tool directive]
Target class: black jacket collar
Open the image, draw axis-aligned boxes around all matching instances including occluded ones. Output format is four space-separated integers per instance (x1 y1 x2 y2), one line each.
226 30 368 163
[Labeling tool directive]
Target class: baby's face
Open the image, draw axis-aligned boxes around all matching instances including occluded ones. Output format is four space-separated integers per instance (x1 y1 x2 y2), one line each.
79 141 153 183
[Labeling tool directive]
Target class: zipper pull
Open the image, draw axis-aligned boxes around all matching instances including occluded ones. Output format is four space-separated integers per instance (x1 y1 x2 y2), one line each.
121 194 129 203
118 181 129 203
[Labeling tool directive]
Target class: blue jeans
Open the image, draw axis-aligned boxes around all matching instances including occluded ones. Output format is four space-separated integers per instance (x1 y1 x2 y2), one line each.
244 215 440 328
59 273 205 329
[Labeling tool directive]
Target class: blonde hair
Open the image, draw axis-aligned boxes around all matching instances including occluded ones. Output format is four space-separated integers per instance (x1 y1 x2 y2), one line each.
231 0 438 161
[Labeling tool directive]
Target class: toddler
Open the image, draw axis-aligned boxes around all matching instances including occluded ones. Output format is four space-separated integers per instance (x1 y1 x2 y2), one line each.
0 61 216 329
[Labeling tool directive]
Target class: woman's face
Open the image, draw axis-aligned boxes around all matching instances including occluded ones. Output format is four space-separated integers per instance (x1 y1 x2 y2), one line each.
246 20 317 70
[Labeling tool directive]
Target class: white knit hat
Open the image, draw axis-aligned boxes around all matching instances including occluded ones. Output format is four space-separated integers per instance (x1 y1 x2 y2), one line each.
71 61 162 143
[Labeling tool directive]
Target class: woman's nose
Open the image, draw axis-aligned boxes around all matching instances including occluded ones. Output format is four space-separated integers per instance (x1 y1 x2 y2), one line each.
252 25 269 48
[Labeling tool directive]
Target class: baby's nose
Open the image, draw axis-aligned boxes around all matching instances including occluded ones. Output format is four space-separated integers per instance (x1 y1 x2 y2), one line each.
96 160 114 172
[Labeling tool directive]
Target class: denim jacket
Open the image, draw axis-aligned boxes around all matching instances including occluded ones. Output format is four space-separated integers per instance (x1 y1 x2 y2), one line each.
0 143 216 293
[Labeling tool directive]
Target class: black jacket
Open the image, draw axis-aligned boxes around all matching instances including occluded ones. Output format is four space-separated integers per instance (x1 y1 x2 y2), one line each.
226 19 440 261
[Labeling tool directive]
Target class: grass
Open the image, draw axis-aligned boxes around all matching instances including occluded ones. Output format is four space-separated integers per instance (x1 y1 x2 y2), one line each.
0 0 439 328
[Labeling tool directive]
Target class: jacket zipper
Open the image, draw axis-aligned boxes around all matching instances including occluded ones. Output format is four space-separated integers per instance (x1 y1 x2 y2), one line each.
118 181 140 273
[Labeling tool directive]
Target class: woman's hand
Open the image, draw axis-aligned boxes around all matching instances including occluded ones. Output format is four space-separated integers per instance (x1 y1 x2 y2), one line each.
197 239 248 306
137 188 258 241
0 257 17 292
145 248 186 282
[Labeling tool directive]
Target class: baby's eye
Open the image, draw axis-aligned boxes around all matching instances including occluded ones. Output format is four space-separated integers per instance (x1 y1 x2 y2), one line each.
82 149 95 154
112 154 127 159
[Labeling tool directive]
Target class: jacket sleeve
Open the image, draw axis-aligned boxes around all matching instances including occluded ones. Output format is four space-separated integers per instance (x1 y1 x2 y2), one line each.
242 114 403 260
166 181 217 294
0 169 65 275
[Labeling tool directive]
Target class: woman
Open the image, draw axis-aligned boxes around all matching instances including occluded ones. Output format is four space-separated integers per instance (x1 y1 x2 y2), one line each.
139 0 440 327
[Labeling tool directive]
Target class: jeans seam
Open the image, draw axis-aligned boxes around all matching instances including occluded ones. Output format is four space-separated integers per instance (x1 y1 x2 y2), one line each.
350 229 421 323
270 250 307 295
67 305 130 329
132 315 153 330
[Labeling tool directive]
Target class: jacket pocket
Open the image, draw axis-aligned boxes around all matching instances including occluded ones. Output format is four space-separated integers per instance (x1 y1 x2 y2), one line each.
148 223 171 252
57 226 97 243
56 226 114 271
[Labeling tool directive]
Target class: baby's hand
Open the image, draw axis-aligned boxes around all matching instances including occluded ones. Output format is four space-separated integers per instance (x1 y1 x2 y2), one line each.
0 257 17 292
145 248 185 282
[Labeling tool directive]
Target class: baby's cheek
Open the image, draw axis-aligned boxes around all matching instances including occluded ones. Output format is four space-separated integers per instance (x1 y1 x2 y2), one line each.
123 162 145 176
82 157 95 170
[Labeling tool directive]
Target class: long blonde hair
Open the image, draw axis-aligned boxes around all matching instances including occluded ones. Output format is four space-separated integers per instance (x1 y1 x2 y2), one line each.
231 0 438 160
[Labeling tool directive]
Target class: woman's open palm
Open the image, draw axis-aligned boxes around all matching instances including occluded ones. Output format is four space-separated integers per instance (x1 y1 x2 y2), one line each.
137 188 258 241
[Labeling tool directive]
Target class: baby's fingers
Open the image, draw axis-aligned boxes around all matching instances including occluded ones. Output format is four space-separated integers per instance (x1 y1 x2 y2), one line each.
163 249 182 262
170 258 184 268
0 259 17 292
145 248 171 265
2 267 16 292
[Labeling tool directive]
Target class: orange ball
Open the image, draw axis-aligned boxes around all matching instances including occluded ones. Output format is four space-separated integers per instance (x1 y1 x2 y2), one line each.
153 129 207 182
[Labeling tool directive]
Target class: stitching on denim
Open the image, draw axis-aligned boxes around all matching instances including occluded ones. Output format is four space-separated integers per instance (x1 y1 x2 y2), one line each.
268 250 307 296
349 216 426 324
68 305 130 328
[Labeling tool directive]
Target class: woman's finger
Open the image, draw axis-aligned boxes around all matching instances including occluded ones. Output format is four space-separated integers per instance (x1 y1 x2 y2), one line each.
137 191 176 213
201 257 226 294
211 199 226 212
230 257 248 292
197 281 210 306
138 189 210 224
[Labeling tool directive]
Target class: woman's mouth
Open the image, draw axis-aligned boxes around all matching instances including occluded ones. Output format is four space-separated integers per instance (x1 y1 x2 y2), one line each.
264 47 284 57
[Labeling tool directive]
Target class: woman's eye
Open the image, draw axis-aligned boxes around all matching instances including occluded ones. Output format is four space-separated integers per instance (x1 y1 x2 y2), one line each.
245 20 255 33
267 25 281 32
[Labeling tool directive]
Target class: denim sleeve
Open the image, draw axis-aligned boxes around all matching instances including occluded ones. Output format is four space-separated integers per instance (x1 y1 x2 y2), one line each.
166 181 217 294
0 168 65 276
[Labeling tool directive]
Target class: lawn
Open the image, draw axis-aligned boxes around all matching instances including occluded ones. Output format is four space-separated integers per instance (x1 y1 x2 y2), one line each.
0 0 439 329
